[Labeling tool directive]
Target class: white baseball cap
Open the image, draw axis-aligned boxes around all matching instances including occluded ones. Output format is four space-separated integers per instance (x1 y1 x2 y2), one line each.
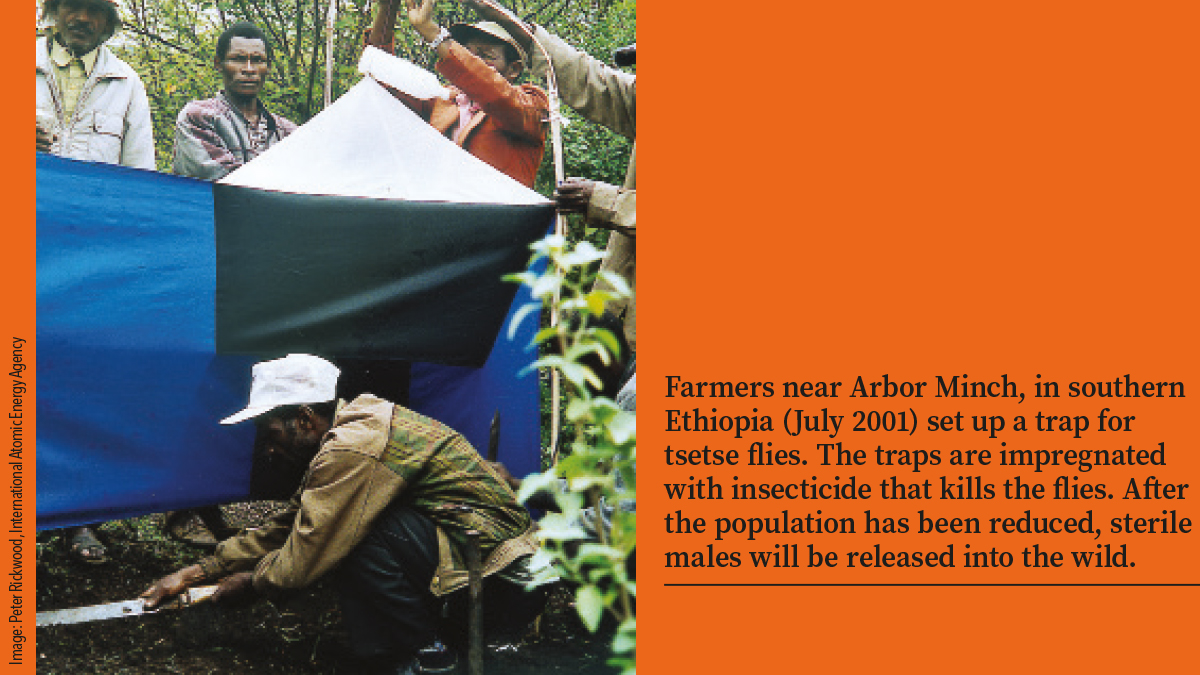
221 354 340 425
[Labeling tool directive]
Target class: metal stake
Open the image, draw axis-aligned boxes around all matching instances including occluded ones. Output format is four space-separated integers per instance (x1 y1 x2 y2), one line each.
466 529 484 675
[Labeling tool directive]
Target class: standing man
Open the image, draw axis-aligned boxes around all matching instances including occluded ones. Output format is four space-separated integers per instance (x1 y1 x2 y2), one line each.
173 22 298 180
459 0 637 350
36 0 155 170
167 22 298 543
37 0 155 563
143 354 546 674
167 22 299 543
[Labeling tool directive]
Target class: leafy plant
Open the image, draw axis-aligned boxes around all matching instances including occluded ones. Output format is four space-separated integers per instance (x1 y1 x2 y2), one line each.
507 235 636 674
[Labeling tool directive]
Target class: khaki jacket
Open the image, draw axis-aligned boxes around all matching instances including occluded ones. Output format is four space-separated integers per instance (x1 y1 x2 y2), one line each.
200 396 536 597
588 182 636 236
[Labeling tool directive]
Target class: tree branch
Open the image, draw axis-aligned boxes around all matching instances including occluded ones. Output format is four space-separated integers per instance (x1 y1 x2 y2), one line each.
121 22 202 61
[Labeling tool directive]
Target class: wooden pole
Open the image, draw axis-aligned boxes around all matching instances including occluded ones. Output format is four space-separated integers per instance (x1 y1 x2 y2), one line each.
323 0 337 108
367 0 402 51
469 0 569 466
465 530 484 675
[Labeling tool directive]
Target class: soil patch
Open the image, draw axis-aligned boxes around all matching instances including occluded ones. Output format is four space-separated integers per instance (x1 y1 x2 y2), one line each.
37 512 617 674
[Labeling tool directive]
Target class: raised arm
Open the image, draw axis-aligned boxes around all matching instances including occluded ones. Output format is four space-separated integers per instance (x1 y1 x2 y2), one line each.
405 0 547 140
528 26 635 139
436 44 548 141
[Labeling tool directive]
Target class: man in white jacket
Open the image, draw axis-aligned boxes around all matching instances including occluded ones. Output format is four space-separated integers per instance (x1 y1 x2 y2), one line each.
36 0 155 170
36 0 156 565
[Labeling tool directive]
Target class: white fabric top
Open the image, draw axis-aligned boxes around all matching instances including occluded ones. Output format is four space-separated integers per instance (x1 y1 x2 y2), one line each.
220 51 549 206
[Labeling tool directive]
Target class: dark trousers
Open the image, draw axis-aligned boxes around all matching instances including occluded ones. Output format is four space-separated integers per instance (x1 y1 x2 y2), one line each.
335 502 547 663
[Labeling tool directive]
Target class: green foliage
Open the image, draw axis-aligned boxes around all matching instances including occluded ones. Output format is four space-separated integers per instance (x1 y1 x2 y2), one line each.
107 0 634 179
532 0 636 196
114 0 380 171
508 234 636 674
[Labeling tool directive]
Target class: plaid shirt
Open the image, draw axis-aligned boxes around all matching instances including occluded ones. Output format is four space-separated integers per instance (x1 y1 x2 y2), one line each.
200 395 535 597
172 93 297 180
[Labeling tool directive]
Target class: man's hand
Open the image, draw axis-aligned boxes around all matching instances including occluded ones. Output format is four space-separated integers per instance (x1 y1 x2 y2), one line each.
36 123 52 153
405 0 442 43
554 178 597 215
212 572 257 607
141 564 205 610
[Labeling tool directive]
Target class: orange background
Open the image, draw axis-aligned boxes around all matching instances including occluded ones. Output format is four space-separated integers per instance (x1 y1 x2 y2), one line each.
641 0 1197 671
6 3 36 674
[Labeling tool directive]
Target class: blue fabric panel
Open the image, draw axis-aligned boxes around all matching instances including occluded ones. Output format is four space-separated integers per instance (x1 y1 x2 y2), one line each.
37 155 255 529
410 263 543 482
36 155 543 529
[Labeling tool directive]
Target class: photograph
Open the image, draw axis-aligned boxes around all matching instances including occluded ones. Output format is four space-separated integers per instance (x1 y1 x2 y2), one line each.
32 0 636 672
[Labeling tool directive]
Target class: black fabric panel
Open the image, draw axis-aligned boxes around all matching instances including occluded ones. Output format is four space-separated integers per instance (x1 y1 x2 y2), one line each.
335 358 412 405
214 185 552 366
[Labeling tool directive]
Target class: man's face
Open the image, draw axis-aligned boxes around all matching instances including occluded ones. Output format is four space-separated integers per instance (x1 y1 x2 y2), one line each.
463 37 521 82
254 411 321 471
54 0 113 56
219 37 270 100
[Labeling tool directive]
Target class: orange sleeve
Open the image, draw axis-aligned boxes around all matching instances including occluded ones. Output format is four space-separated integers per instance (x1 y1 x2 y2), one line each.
436 42 548 141
375 79 436 122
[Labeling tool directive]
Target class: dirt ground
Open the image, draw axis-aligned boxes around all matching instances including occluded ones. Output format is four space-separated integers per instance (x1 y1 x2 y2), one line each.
36 511 618 674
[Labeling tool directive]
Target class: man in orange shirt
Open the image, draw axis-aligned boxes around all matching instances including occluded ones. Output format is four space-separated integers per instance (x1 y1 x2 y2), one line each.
383 0 548 188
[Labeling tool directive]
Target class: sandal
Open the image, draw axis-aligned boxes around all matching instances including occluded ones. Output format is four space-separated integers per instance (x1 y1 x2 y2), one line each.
67 526 108 565
197 506 238 541
164 510 219 548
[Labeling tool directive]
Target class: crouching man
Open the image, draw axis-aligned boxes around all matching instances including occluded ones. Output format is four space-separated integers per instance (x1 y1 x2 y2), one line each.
143 354 546 674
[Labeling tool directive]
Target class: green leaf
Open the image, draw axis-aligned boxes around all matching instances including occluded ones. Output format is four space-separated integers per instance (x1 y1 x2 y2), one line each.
586 292 607 317
568 475 615 492
536 513 589 543
533 326 560 346
587 397 623 425
507 302 542 340
529 355 569 370
516 470 561 505
525 549 562 587
608 411 636 444
590 327 622 359
612 629 636 654
575 585 605 632
503 271 536 286
531 273 563 299
597 270 633 297
555 452 599 479
575 543 625 564
556 489 584 514
565 342 609 366
558 297 590 314
562 241 605 267
565 397 591 422
609 510 637 548
560 361 602 392
585 289 621 307
531 234 566 255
